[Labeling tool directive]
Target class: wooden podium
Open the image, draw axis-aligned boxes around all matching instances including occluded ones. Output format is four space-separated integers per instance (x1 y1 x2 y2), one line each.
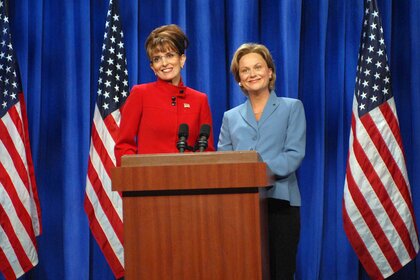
111 151 273 280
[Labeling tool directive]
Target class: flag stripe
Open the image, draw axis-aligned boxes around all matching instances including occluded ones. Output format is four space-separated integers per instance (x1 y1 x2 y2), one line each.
84 184 124 275
0 184 35 277
91 110 123 217
92 110 118 177
379 102 405 156
86 157 123 238
0 237 16 280
342 198 386 278
84 0 129 277
379 103 417 214
343 1 419 279
346 130 398 268
362 106 418 258
1 3 41 278
1 108 32 195
85 174 123 252
18 94 42 236
0 160 36 249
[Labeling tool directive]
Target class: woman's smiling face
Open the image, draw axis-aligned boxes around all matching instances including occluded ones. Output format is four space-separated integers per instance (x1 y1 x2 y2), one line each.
238 52 273 96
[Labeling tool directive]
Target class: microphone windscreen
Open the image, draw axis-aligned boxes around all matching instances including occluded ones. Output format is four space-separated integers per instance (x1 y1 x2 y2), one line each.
178 123 189 138
199 124 211 138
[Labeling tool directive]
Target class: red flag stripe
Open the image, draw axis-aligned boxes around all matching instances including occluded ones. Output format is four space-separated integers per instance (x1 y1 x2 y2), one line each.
361 107 418 258
0 241 16 280
94 107 120 155
85 178 123 263
0 125 38 245
86 159 123 239
378 103 417 214
90 111 123 214
84 1 129 276
342 199 385 279
84 195 124 278
0 186 37 277
343 2 419 279
0 161 36 247
350 111 415 262
91 119 117 176
85 105 124 273
0 225 24 280
344 103 418 278
347 162 403 272
356 106 415 236
0 110 31 194
364 104 411 199
0 4 41 278
379 102 405 156
361 109 419 256
345 156 403 273
84 178 123 254
1 104 41 238
18 94 42 236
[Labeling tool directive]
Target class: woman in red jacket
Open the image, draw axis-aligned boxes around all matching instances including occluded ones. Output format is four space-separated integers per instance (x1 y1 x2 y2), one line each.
115 24 214 166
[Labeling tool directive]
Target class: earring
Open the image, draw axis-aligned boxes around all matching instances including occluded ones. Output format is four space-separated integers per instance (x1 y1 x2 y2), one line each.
238 82 242 87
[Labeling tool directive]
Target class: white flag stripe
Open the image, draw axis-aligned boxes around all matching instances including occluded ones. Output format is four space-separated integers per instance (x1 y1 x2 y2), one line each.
382 101 411 187
0 224 24 279
3 103 25 149
365 106 418 248
0 3 41 278
84 1 128 276
85 179 124 266
343 181 392 277
359 108 416 230
7 107 43 237
370 101 409 184
111 108 122 127
2 109 29 177
352 99 417 243
0 182 37 268
0 137 33 221
89 128 123 217
344 1 418 278
93 106 117 165
347 142 411 262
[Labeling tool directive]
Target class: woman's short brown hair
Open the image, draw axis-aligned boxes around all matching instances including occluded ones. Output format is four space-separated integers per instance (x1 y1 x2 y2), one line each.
230 43 276 92
145 24 189 61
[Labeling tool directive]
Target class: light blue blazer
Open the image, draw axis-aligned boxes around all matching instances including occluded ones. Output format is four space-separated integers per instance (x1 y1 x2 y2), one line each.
218 91 306 206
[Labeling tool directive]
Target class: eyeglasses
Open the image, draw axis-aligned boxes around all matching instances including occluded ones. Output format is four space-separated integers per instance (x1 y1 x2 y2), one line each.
239 64 266 77
151 51 179 65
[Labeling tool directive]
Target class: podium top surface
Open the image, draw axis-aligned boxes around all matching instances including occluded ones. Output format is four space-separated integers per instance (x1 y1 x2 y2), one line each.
121 151 263 167
113 151 273 192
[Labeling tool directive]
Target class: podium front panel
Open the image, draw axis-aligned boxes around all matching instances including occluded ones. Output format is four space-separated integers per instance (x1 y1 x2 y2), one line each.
123 188 268 280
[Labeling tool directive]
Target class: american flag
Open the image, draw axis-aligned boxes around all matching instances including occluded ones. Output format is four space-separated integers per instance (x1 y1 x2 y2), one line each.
343 0 419 279
0 1 42 279
84 0 129 278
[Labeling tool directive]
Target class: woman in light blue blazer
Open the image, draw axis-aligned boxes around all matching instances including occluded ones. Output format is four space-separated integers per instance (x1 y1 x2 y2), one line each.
218 43 306 280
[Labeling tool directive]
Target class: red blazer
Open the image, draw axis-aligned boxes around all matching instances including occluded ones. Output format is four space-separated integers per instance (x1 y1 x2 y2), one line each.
115 78 215 166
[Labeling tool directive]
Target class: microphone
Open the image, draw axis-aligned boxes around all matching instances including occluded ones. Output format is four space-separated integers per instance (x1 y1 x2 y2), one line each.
176 123 189 153
195 124 211 152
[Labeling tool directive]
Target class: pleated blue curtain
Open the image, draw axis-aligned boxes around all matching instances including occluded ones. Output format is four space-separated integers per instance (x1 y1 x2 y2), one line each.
4 0 420 279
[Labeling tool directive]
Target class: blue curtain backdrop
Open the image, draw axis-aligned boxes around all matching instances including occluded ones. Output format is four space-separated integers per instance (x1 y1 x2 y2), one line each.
4 0 420 279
